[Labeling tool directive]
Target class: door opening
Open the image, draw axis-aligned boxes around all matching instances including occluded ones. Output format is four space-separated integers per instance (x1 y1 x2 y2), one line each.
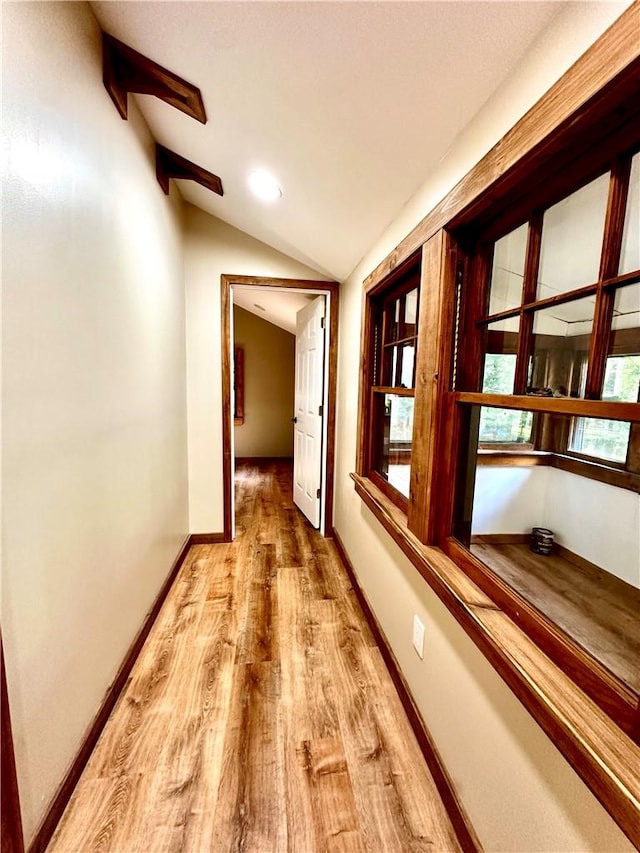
220 275 339 540
293 295 326 528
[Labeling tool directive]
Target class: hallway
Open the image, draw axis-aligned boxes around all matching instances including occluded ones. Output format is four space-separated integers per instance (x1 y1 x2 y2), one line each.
48 460 461 852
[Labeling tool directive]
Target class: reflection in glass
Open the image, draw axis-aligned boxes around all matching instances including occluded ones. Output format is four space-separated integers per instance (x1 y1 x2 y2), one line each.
478 407 533 444
374 393 414 497
528 296 596 398
488 222 528 315
454 405 640 693
537 171 610 299
611 282 640 335
482 316 520 394
405 288 418 326
619 152 639 275
602 354 640 403
390 287 418 343
570 417 631 463
391 343 415 388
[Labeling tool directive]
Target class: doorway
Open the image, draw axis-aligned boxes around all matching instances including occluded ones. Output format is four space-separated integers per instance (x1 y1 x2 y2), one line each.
220 275 339 541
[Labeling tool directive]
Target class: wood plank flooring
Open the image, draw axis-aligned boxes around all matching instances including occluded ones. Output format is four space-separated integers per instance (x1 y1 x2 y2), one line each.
48 459 461 853
471 541 640 693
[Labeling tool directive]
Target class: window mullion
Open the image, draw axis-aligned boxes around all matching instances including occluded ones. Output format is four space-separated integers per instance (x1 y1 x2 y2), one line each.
585 156 633 398
407 229 456 543
458 244 492 391
514 212 542 394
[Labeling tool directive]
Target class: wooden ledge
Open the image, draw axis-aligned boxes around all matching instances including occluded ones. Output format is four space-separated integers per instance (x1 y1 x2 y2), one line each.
350 472 640 847
475 449 640 492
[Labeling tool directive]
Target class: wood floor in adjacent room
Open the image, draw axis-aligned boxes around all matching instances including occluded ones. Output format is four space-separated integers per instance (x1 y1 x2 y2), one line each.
48 459 461 853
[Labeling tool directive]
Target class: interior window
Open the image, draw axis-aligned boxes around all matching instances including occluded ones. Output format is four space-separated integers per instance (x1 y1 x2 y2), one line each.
455 406 639 696
366 258 421 507
448 140 640 736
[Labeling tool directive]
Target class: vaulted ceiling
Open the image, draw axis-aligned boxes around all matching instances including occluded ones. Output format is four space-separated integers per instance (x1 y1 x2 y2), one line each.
91 1 564 282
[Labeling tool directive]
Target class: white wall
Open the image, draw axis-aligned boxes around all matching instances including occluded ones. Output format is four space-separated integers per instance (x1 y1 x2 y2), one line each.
184 206 329 533
333 2 635 850
545 468 640 588
472 466 550 536
472 466 639 587
1 2 189 844
233 306 295 458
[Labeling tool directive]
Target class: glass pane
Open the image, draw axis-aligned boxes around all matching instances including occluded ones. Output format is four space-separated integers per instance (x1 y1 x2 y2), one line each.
528 296 596 398
607 284 640 406
374 393 414 498
404 288 418 327
602 355 640 403
388 287 418 343
611 282 640 336
482 316 520 394
454 406 640 693
488 222 528 315
537 171 610 299
390 343 416 389
619 151 639 274
571 417 631 463
478 407 533 444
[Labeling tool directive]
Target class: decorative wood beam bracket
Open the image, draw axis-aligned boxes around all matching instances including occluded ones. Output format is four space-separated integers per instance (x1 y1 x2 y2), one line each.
102 33 207 124
156 144 224 197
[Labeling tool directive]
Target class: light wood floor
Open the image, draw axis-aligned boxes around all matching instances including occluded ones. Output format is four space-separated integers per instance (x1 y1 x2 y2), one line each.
48 459 461 852
471 541 640 693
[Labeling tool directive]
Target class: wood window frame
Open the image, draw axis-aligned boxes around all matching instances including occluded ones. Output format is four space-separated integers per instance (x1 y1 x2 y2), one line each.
352 7 640 847
358 252 422 514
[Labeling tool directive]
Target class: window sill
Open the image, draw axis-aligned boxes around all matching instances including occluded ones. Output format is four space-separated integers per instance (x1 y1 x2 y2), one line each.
476 449 640 492
350 472 640 847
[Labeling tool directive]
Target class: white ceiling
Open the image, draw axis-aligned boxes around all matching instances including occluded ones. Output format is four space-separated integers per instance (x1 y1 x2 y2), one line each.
91 1 564 282
233 287 315 335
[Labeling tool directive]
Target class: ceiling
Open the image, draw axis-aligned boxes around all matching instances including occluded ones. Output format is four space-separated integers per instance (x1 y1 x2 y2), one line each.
91 1 564 283
233 287 315 335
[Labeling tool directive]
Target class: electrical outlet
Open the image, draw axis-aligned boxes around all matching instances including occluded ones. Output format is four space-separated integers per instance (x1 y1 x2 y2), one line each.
412 615 425 659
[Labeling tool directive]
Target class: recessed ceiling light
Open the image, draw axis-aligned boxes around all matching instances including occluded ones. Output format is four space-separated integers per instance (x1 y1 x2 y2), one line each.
248 169 282 203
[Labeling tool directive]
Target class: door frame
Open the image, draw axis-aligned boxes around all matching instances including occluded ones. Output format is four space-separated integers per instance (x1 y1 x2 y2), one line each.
220 274 339 541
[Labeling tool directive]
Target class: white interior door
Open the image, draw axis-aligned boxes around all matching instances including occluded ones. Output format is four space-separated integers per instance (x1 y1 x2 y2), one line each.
293 296 325 527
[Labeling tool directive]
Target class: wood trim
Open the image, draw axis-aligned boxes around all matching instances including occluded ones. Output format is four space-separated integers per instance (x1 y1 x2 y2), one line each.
551 452 640 493
26 535 194 853
471 534 530 545
408 230 456 542
349 472 640 848
189 532 226 545
477 451 551 466
221 277 233 543
102 33 207 124
156 144 223 197
102 33 206 123
220 275 339 538
363 4 640 292
356 286 374 475
330 529 482 853
514 213 539 394
1 636 24 853
444 537 638 736
474 449 640 490
455 392 640 422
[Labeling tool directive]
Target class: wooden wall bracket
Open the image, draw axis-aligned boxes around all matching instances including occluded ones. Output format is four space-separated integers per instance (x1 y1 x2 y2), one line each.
156 144 223 196
102 33 207 124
